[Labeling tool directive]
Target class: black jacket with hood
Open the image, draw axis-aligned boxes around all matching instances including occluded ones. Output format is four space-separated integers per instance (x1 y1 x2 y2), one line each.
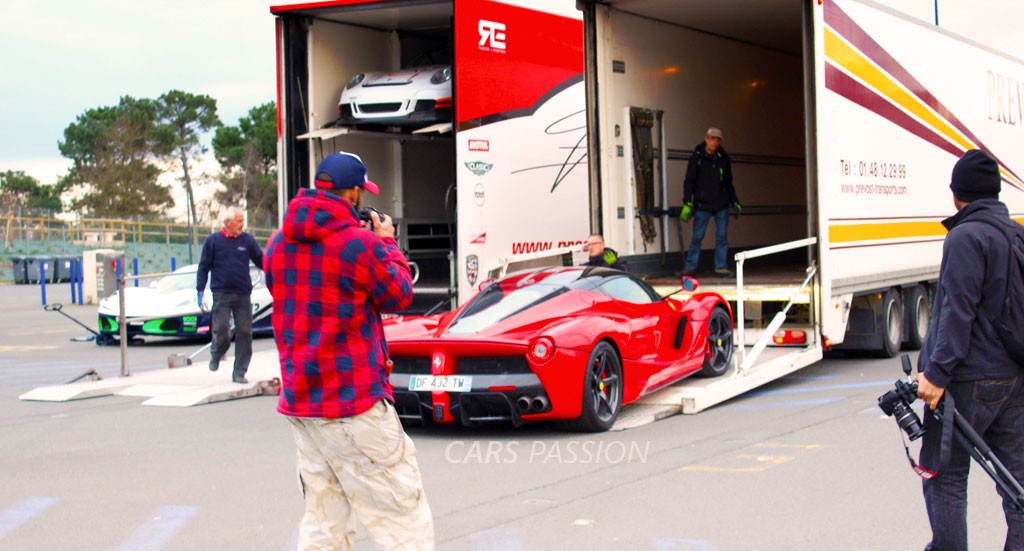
683 142 738 212
918 198 1020 387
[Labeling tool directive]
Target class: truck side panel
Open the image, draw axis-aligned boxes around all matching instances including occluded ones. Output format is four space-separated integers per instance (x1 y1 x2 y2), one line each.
453 0 589 302
815 0 1024 341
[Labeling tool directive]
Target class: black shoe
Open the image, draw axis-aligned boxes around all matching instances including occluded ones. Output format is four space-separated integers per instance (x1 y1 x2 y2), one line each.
208 359 219 372
714 268 735 278
232 375 248 384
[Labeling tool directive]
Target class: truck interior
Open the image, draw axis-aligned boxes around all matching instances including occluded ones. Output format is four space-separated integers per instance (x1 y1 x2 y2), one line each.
583 0 814 341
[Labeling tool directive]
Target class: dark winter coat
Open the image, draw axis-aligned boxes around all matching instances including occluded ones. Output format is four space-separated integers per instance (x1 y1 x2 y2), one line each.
682 143 738 212
918 198 1020 387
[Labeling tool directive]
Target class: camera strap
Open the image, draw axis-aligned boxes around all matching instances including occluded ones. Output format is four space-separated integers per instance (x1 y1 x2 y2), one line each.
903 392 956 480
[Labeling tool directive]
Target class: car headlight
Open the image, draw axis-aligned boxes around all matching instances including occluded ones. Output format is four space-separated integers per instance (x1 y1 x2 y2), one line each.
430 67 452 85
346 74 365 89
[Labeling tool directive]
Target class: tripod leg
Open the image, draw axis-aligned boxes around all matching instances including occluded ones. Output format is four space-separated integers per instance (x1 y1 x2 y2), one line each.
952 410 1024 513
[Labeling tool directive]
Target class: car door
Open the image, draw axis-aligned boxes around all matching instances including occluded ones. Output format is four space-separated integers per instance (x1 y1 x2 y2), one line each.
593 275 683 400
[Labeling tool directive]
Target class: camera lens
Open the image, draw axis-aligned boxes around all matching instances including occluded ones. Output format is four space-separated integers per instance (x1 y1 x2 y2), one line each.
892 402 926 440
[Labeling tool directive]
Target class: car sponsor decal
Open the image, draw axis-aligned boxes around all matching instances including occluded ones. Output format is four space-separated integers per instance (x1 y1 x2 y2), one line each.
466 254 479 287
470 232 487 244
468 139 490 151
465 161 493 175
473 184 485 206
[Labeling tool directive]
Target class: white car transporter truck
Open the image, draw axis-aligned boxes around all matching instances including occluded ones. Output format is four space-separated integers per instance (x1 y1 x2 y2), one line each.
271 0 1024 413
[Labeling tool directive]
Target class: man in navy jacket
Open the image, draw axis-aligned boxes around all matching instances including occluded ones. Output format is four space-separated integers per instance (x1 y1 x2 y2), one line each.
915 149 1023 550
197 208 264 383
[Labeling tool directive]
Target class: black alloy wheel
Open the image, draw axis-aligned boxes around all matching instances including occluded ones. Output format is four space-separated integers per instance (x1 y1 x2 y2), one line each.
569 341 623 432
698 306 734 377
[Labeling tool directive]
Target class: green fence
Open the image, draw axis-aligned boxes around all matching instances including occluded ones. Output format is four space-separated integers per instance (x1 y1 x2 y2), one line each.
0 215 277 282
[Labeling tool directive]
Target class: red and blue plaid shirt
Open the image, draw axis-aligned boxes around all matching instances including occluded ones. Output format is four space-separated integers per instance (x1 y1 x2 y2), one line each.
263 189 413 418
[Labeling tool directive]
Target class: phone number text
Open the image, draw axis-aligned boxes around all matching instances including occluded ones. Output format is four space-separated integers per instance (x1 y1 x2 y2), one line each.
839 159 907 179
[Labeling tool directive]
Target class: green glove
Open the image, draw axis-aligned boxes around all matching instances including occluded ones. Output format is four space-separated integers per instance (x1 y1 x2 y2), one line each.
680 203 693 223
734 202 742 214
603 250 618 266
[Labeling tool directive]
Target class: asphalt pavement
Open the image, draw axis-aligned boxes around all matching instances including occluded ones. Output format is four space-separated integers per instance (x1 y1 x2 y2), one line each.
0 282 1012 550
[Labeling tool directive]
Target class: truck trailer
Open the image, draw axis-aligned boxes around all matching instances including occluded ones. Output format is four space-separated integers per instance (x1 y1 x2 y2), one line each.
271 0 1024 412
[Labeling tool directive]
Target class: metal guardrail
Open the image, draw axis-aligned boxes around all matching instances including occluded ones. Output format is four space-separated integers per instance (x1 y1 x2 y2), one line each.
1 215 277 247
734 237 819 373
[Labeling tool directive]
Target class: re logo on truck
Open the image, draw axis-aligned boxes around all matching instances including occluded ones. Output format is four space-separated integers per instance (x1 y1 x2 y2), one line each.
468 139 490 151
478 20 506 51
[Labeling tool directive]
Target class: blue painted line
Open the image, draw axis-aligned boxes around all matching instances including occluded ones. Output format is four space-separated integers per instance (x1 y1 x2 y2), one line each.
471 527 524 550
731 396 844 410
117 505 198 551
0 496 59 539
746 380 894 398
652 536 716 550
780 373 843 382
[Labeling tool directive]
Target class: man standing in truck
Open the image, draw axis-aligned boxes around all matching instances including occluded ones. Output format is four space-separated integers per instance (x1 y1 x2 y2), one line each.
679 127 741 277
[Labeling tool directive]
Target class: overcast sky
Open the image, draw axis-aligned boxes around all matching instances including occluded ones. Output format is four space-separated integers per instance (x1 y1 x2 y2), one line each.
0 0 1021 185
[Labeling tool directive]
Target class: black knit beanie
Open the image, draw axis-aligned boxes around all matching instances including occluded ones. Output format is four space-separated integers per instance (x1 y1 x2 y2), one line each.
950 149 1000 201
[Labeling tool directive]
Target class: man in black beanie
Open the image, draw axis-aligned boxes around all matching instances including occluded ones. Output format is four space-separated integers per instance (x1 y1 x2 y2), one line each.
914 149 1024 550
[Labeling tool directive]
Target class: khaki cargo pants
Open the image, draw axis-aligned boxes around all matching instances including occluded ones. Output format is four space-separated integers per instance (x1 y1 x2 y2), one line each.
287 400 434 550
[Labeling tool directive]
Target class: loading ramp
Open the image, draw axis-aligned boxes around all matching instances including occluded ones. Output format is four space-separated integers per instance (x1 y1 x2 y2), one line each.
19 350 281 407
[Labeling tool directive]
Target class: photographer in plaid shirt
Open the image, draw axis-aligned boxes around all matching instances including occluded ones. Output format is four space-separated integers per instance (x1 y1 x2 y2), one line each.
263 152 433 550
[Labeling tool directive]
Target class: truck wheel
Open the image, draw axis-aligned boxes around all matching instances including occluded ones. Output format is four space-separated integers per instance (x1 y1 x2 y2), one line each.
698 306 734 377
569 341 622 432
903 285 930 350
877 288 903 358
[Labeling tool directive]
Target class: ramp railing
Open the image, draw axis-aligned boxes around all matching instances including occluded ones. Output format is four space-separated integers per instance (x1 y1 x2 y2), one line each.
734 237 818 374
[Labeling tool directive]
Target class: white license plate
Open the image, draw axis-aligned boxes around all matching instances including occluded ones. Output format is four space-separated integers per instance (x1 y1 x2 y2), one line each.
408 375 472 392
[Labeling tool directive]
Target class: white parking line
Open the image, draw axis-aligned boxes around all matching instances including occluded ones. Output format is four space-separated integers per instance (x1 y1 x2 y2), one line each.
471 527 524 550
116 505 199 551
0 496 59 539
652 536 716 550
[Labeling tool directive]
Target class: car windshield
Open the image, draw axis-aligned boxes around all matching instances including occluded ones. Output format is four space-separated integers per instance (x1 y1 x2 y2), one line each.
153 271 201 293
446 271 580 335
151 266 263 294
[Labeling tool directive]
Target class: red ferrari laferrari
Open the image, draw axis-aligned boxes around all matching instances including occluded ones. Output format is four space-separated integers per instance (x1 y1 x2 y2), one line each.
384 266 734 431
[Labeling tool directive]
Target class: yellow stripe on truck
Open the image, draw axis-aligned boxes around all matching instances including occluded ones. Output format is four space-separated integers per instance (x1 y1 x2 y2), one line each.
824 28 975 153
829 217 1024 244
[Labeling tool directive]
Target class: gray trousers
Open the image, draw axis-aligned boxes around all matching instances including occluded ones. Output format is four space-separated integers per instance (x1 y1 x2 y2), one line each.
210 293 252 377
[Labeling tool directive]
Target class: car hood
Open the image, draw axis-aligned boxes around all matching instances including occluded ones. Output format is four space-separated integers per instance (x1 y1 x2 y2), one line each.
358 65 448 88
97 288 199 318
385 291 599 345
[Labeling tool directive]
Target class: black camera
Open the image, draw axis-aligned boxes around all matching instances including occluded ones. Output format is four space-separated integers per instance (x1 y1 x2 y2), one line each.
877 355 925 440
358 206 385 224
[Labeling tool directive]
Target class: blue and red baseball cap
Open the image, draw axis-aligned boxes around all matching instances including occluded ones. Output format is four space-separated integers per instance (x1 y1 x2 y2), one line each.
314 152 380 195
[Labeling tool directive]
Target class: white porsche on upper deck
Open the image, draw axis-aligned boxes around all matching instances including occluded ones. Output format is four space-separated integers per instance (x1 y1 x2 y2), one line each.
337 50 452 128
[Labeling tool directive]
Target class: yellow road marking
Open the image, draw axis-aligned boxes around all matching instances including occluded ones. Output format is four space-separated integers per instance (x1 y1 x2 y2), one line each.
680 443 823 472
0 345 58 352
679 466 768 473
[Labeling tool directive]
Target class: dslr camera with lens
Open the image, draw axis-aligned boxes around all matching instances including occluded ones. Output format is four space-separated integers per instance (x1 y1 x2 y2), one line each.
877 355 925 440
358 206 385 225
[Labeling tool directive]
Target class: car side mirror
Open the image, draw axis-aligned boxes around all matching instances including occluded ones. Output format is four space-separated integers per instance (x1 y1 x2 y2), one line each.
680 275 699 292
